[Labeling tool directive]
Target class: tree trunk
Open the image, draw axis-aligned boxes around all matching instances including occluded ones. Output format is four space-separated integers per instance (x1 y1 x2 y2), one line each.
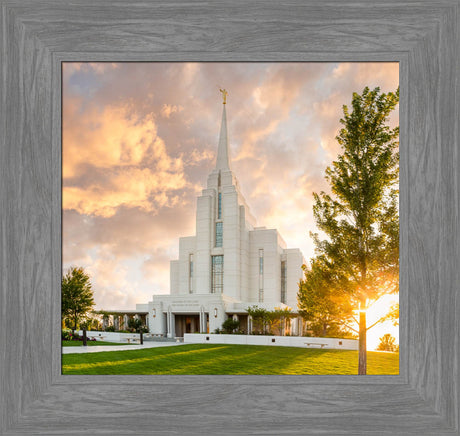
358 310 367 375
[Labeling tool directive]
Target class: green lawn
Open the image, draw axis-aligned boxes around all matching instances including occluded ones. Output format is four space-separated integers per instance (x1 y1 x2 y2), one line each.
62 340 131 347
62 344 399 375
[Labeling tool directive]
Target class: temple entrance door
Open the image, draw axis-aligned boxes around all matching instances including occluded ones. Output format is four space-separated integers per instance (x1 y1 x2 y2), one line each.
174 314 200 337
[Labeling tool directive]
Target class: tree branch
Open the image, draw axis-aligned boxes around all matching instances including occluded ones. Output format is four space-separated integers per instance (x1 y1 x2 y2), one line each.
327 315 359 334
350 315 359 324
366 314 390 331
340 323 359 334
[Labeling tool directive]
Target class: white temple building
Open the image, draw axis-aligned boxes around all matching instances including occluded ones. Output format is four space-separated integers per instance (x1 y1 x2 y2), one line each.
135 92 305 337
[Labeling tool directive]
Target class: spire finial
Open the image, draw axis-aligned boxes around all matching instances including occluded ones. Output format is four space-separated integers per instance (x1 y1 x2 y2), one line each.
219 88 228 104
215 92 230 170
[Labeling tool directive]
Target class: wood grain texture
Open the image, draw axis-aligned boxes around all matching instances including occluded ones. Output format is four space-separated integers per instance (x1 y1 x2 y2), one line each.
1 0 459 434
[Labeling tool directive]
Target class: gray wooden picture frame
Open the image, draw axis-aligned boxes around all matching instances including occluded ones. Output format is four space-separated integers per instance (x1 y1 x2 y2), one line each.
1 0 459 434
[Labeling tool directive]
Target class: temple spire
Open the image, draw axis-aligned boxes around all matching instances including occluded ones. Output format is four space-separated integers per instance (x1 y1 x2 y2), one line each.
215 90 231 170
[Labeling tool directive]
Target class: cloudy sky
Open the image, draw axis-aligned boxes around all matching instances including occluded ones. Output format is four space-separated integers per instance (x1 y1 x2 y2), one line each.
62 62 399 315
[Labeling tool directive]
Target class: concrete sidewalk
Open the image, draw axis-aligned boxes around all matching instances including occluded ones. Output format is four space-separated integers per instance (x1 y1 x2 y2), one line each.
62 341 186 354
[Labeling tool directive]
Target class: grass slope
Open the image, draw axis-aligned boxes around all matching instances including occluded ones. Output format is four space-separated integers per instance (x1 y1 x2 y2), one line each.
62 344 398 375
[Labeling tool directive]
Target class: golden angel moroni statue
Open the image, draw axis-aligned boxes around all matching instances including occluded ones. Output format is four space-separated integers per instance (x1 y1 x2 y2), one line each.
219 88 228 104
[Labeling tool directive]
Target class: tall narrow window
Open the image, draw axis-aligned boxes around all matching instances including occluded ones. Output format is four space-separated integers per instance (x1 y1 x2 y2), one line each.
189 254 194 294
211 255 224 294
217 192 222 219
258 249 264 302
215 222 223 247
281 260 287 304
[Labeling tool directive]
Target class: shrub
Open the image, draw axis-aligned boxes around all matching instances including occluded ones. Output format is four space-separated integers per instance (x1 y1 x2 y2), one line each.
128 318 148 333
222 318 240 334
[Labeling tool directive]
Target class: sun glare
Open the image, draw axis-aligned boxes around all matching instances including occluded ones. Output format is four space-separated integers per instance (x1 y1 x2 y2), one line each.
365 295 399 350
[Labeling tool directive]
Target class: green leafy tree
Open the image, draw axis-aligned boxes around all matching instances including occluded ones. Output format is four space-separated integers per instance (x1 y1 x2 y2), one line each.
265 311 279 335
377 333 398 352
62 267 95 332
247 306 295 336
79 316 100 331
247 306 269 334
386 303 399 326
267 308 295 336
298 257 356 338
304 87 399 374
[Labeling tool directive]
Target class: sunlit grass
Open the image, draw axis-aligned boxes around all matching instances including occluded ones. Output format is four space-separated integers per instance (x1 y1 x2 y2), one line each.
62 344 399 375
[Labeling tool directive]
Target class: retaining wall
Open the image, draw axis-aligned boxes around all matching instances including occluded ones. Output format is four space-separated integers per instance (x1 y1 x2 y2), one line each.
184 333 358 350
74 330 141 343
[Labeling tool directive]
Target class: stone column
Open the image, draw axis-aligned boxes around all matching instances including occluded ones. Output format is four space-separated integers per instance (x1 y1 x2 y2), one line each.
203 312 208 333
166 308 171 338
123 314 129 330
170 313 175 338
199 307 205 333
289 317 295 336
167 307 175 338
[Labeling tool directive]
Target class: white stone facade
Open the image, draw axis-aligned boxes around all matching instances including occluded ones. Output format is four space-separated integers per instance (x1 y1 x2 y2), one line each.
139 101 305 337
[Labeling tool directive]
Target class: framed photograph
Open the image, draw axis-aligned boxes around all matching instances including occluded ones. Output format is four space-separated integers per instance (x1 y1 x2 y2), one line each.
61 62 400 376
1 1 458 434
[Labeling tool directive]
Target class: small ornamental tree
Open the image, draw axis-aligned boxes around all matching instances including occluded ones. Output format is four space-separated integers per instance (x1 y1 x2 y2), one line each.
62 267 95 332
128 318 148 333
80 315 101 331
268 308 295 336
247 306 269 334
247 306 295 335
265 311 278 335
377 333 398 352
